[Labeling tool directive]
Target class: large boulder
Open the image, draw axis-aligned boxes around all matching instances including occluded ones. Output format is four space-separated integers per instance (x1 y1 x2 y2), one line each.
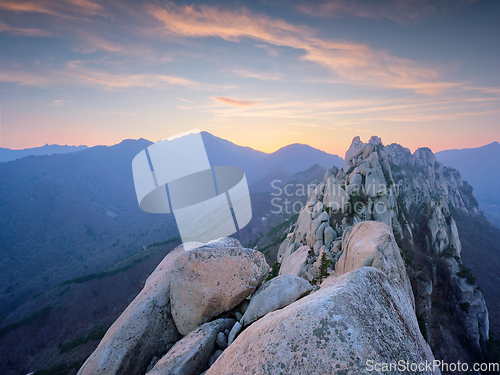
77 243 200 375
323 182 349 212
170 243 269 335
335 221 414 307
147 318 235 375
206 267 438 375
241 274 312 326
278 245 309 277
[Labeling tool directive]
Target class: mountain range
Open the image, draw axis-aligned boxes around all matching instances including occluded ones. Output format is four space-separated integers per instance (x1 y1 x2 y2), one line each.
1 133 500 375
0 144 88 163
0 132 342 320
436 141 500 227
0 132 339 375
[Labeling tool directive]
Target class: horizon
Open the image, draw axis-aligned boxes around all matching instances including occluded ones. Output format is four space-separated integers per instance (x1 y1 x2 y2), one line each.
2 132 500 157
0 0 499 155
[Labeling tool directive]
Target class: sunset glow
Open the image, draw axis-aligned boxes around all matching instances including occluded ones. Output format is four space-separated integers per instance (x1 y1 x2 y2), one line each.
0 0 498 155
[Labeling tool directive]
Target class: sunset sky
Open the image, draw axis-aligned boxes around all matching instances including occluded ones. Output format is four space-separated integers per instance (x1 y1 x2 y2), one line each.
0 0 498 156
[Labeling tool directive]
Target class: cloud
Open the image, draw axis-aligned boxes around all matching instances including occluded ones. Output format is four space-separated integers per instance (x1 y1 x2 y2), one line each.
0 0 103 17
147 2 460 95
178 98 194 104
232 69 281 81
296 0 477 24
210 97 261 107
203 94 500 126
0 21 54 36
0 68 56 86
51 99 71 106
71 32 123 53
255 44 279 56
0 61 231 91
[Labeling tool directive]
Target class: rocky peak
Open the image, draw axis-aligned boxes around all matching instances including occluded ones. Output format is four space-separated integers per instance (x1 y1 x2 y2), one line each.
278 135 489 365
343 135 366 170
76 136 490 375
413 147 436 166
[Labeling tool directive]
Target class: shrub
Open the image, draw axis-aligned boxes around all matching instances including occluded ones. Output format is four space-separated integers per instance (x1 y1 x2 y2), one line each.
265 262 281 282
456 264 476 285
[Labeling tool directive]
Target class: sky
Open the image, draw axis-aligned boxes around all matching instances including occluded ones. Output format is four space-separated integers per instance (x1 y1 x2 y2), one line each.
0 0 499 156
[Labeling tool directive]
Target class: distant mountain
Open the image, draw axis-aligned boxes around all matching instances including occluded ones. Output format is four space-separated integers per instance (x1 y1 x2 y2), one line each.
253 143 343 178
0 138 182 319
0 132 342 322
200 132 343 183
0 132 341 375
0 143 88 162
200 131 267 179
436 141 500 227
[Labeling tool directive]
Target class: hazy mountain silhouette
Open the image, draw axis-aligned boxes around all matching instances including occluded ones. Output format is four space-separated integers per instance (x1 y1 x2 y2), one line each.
0 144 88 163
436 141 500 227
0 138 180 320
0 132 343 322
253 143 343 179
200 132 343 182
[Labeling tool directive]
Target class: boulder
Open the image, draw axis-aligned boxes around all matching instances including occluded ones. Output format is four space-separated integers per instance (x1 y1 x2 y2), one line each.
323 183 349 212
227 321 242 345
279 245 310 277
372 195 392 227
336 221 414 307
330 240 342 254
276 237 290 261
311 201 323 219
148 318 235 375
77 244 195 375
241 274 312 326
170 244 269 335
278 242 300 263
314 221 328 243
295 208 313 244
208 350 223 367
206 267 438 375
215 332 228 350
365 166 387 198
323 225 336 245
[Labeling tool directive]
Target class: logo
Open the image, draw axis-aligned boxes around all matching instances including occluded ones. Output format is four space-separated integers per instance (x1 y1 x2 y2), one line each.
132 129 252 244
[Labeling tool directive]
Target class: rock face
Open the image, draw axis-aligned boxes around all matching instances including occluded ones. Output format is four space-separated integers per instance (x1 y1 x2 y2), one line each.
147 318 235 375
78 239 266 375
79 136 489 375
336 221 414 307
170 242 269 335
77 244 189 375
241 274 312 326
278 245 309 277
277 135 490 365
207 267 438 375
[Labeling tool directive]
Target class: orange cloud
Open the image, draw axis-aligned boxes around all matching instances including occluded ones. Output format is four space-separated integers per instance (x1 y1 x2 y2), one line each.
0 0 103 16
232 69 281 81
0 61 231 91
147 2 460 95
210 97 261 107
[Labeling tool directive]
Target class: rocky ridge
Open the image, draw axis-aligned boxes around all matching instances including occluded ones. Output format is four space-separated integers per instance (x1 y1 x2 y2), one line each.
277 136 489 366
76 136 489 375
78 233 437 374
